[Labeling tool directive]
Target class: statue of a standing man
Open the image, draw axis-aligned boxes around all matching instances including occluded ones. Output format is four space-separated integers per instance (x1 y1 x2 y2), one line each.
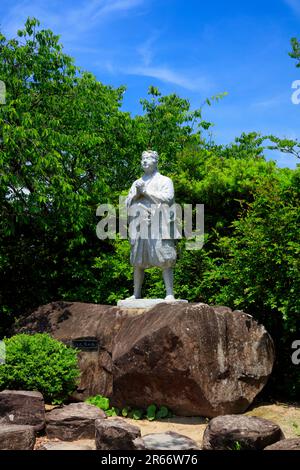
125 150 178 301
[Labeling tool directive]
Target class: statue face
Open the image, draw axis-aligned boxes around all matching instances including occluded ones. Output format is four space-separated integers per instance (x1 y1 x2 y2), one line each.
141 152 157 173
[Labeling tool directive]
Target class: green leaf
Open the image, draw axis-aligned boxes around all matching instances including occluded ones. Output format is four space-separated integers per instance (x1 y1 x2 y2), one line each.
132 409 143 420
146 404 157 421
156 406 169 419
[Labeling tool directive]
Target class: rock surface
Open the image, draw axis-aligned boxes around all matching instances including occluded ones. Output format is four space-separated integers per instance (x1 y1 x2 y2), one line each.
95 417 141 450
46 402 106 441
117 299 187 308
15 301 275 416
264 438 300 450
112 303 275 417
39 441 95 450
134 431 200 450
0 390 45 431
0 424 36 450
202 415 284 450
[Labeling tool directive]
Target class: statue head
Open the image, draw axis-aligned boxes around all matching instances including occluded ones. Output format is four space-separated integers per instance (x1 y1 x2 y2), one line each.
141 150 159 174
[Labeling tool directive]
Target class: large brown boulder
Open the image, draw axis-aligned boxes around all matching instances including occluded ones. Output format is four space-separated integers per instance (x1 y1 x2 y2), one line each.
0 390 45 431
15 301 275 417
0 424 36 450
112 303 275 417
46 402 106 440
202 415 284 450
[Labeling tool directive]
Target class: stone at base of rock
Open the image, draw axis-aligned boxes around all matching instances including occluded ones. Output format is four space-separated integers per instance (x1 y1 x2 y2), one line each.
39 441 95 450
117 298 188 309
264 438 300 450
0 424 36 450
0 390 45 431
95 418 141 450
134 431 200 450
46 403 106 441
202 415 284 450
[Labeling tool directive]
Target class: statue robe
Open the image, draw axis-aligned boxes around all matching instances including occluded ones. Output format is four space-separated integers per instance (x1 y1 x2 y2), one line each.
126 171 178 269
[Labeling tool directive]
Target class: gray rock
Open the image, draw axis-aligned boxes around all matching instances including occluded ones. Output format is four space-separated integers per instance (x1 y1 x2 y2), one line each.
39 441 95 450
0 390 45 431
134 431 200 450
264 438 300 450
202 415 284 450
0 424 35 450
132 437 146 450
46 402 106 441
95 418 141 450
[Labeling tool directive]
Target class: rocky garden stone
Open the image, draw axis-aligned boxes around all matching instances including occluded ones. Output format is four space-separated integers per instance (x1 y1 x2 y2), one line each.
0 424 36 450
95 417 141 450
264 438 300 450
202 415 284 450
134 431 200 450
46 402 106 440
0 390 45 431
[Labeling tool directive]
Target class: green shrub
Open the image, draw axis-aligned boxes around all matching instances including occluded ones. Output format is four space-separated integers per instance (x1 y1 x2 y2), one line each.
0 333 80 403
85 394 110 411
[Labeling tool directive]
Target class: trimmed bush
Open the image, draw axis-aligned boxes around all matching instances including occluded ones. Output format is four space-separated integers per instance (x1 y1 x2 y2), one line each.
0 333 80 403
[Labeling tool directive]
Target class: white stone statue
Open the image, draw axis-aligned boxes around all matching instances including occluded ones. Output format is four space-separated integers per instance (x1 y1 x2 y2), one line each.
123 150 181 304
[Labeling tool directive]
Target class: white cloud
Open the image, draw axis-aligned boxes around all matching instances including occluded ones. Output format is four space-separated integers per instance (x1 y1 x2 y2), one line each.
67 0 145 31
1 0 147 40
123 65 212 92
137 33 160 67
94 0 145 17
98 30 213 92
2 0 211 94
251 93 287 109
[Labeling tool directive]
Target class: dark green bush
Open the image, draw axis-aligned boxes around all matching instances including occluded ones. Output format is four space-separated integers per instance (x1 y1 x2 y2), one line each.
0 333 80 403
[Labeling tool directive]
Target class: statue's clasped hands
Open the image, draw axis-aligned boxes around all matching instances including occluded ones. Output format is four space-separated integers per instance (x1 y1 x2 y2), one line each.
136 180 146 194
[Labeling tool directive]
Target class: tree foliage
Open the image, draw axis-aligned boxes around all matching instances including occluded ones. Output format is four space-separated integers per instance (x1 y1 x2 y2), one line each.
289 37 300 67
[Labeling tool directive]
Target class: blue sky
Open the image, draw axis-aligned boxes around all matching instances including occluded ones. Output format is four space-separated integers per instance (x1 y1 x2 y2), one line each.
0 0 299 168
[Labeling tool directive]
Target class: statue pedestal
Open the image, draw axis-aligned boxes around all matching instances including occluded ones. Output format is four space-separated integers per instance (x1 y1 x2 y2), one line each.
13 301 275 417
117 298 188 309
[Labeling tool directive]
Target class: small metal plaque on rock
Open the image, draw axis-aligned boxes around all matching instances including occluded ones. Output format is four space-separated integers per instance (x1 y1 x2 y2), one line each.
72 337 99 352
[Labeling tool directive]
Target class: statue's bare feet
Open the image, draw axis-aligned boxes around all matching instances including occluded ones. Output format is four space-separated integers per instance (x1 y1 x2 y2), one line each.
165 295 175 301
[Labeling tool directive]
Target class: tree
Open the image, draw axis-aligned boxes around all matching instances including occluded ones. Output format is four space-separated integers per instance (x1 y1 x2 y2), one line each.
289 37 300 67
138 86 227 173
0 18 136 329
204 167 300 398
